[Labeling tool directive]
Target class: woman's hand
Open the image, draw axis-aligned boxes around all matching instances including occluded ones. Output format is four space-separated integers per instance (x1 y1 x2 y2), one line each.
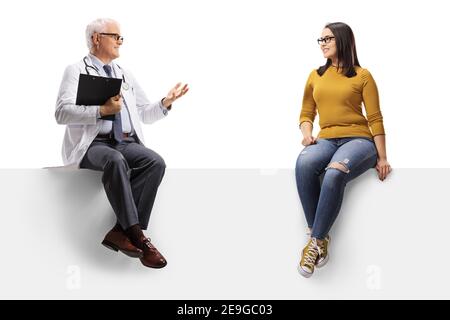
376 158 392 181
302 135 317 146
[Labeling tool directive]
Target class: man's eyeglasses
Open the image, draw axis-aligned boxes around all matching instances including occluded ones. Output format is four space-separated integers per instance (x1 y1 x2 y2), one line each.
317 36 335 45
100 33 124 42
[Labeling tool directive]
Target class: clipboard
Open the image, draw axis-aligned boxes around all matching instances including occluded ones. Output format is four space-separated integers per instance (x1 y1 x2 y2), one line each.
75 74 122 121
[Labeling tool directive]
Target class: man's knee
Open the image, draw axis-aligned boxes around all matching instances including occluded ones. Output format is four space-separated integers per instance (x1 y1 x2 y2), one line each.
139 149 166 174
154 156 166 172
143 153 165 173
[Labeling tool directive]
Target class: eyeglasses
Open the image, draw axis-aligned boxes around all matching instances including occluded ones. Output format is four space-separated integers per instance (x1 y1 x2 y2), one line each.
317 36 335 45
99 33 124 42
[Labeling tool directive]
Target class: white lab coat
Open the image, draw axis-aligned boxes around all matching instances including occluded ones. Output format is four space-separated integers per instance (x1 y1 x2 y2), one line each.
55 55 167 168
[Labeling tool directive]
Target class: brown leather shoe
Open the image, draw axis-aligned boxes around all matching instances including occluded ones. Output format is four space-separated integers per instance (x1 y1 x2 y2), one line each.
139 238 167 268
102 229 144 258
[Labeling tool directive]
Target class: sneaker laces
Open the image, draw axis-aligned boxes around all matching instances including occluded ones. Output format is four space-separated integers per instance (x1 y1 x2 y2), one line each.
303 238 322 268
317 240 326 252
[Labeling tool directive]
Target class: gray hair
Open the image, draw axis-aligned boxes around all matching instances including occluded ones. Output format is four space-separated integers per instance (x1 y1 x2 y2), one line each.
85 18 119 50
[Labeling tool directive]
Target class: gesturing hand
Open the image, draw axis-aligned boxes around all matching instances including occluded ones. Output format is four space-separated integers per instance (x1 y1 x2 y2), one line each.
162 83 189 108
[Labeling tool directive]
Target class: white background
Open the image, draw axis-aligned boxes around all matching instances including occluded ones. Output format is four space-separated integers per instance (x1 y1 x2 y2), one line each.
0 0 448 168
2 168 448 299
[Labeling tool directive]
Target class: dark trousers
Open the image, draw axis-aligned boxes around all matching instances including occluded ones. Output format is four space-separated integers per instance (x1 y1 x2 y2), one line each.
80 136 166 230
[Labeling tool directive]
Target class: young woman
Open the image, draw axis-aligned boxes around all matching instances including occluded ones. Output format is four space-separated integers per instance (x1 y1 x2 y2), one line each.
295 22 391 278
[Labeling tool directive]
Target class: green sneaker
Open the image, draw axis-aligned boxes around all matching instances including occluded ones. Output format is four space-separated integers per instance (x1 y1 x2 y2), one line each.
316 235 330 268
298 238 320 278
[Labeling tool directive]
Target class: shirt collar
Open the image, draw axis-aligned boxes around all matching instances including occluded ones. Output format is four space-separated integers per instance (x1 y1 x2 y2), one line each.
88 53 113 73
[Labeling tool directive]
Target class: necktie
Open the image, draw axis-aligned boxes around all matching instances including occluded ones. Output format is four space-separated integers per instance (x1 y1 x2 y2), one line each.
103 64 123 142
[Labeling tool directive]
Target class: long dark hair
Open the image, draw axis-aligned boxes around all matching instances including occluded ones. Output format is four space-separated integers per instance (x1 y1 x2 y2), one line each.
317 22 360 78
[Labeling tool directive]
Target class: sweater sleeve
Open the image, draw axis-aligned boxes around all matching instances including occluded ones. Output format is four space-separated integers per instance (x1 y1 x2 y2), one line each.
299 70 317 126
362 69 385 136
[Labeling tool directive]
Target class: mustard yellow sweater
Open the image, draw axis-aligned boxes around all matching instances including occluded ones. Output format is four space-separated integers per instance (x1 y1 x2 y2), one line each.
299 66 385 139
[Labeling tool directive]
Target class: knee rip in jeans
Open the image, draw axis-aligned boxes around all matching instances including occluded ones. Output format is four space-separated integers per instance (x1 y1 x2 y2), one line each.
325 160 350 174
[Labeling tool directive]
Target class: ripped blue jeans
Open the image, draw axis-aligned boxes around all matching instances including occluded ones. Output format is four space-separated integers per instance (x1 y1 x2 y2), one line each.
295 137 378 239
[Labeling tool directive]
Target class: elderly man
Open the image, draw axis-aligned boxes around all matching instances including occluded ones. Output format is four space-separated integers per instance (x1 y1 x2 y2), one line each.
55 18 188 269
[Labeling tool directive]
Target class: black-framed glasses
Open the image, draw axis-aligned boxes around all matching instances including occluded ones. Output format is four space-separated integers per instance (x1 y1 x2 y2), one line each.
317 36 335 45
100 33 124 42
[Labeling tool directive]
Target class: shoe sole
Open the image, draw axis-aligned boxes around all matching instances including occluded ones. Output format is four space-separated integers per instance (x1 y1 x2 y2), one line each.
102 240 144 258
297 264 313 278
316 254 329 268
140 259 168 269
